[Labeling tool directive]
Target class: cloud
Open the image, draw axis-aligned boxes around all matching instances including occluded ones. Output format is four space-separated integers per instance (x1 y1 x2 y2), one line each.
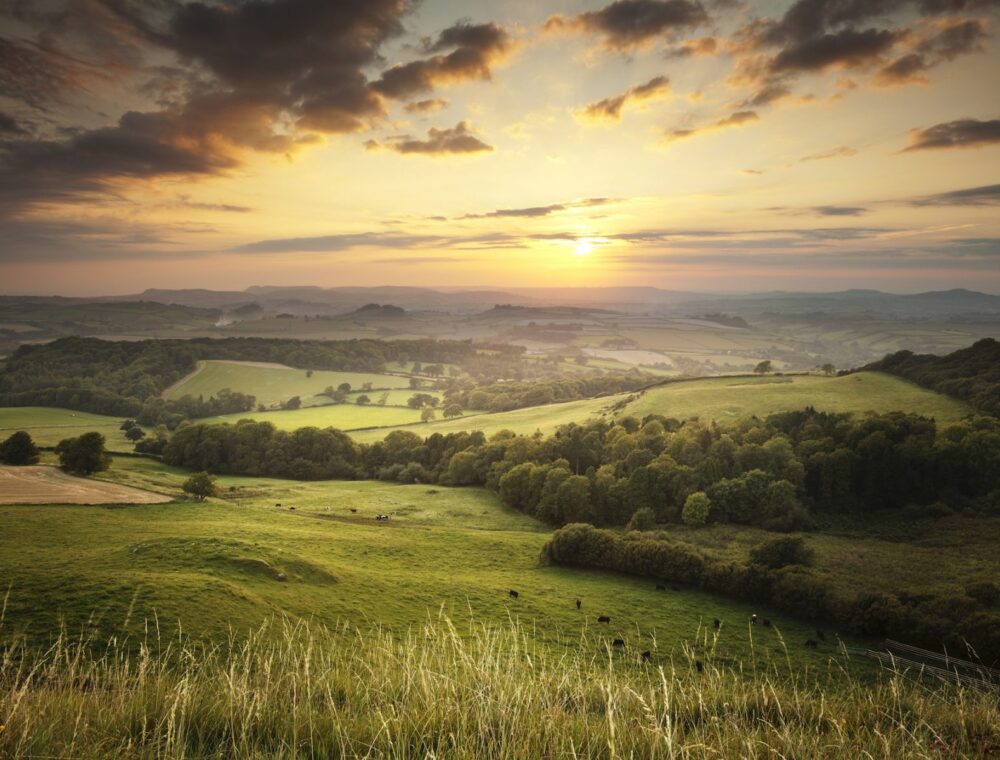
373 22 513 100
404 98 449 113
813 206 869 216
544 0 710 50
769 28 902 73
0 111 27 135
664 36 718 57
577 76 670 122
910 183 1000 205
459 198 617 219
801 145 858 161
665 109 758 141
377 121 494 156
230 232 447 254
903 118 1000 150
876 18 990 85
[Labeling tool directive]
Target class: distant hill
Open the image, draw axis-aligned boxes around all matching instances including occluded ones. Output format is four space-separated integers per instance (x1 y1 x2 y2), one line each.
347 303 407 318
863 338 1000 416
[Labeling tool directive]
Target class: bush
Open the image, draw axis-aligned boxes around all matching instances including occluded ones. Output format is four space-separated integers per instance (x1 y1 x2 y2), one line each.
626 507 656 532
682 492 711 525
0 430 40 465
966 581 1000 606
749 536 815 569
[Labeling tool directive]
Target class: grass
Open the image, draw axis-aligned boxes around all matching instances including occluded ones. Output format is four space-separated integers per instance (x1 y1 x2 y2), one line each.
164 360 413 407
2 615 998 759
0 407 132 451
206 403 428 429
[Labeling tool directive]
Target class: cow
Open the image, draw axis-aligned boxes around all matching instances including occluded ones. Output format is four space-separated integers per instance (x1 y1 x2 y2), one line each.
816 630 826 641
349 508 357 513
597 615 611 624
275 503 281 507
641 650 651 661
508 590 519 599
655 584 666 591
288 506 296 511
575 599 581 610
612 639 625 648
750 614 758 625
805 639 818 649
763 618 771 627
713 618 721 629
695 660 704 673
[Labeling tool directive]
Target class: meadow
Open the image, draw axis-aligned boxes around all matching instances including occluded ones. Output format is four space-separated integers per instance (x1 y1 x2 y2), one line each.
0 406 133 451
164 360 414 408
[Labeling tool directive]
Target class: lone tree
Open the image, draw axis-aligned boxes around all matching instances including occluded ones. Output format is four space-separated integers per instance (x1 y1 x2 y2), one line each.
337 382 352 394
0 431 40 465
443 403 463 418
55 432 111 475
284 395 302 410
183 471 217 500
420 407 436 423
124 426 146 442
754 360 773 375
356 394 371 405
821 363 836 376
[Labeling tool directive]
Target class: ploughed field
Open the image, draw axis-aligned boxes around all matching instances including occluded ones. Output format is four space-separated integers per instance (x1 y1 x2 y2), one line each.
0 464 172 505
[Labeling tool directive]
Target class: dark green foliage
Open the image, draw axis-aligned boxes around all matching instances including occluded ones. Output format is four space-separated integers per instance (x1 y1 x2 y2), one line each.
182 471 217 500
865 338 1000 416
0 430 40 465
749 536 815 569
542 524 1000 666
626 507 656 531
55 432 111 475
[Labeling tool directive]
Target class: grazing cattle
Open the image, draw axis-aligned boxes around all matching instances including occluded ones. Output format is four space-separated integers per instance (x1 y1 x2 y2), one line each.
275 503 281 507
575 599 581 610
349 508 357 513
805 639 818 649
597 615 611 624
508 589 519 599
641 650 651 661
612 639 625 648
816 630 826 641
655 584 666 591
375 514 392 521
750 614 758 625
695 660 704 673
713 618 721 629
288 507 296 511
763 618 771 627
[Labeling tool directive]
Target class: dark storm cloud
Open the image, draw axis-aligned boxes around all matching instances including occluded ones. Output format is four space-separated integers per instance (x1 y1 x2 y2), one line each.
903 119 1000 151
579 76 670 121
380 121 494 156
544 0 710 50
372 22 512 99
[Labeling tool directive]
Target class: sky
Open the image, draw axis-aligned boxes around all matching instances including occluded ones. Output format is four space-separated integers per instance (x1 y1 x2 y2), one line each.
1 0 998 296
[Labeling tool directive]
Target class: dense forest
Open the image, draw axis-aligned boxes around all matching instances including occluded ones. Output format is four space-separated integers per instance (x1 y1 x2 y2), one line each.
864 337 1000 416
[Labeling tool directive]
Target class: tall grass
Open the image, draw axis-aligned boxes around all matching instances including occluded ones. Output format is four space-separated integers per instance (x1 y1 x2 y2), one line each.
1 610 997 759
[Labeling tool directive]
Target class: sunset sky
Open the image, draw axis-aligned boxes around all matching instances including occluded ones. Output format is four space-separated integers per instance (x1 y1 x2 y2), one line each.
1 0 998 295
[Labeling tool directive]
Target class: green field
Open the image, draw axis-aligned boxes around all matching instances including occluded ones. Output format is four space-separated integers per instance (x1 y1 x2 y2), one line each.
0 406 132 451
0 455 850 674
164 360 413 407
207 402 432 429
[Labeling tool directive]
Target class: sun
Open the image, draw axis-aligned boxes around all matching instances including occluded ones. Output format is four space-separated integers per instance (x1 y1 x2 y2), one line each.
573 238 594 256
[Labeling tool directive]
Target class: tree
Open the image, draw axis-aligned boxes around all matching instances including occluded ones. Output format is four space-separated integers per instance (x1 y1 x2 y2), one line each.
119 419 138 431
284 395 302 410
306 370 314 378
55 432 111 475
183 471 217 500
443 403 463 418
421 407 436 423
409 377 421 389
754 360 773 375
682 491 711 526
0 431 40 465
337 382 352 394
821 363 836 376
125 426 146 442
356 394 371 405
626 507 656 532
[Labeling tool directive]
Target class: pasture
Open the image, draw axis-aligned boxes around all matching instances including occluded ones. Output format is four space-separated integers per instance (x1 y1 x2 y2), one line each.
206 402 430 429
163 360 413 408
0 406 133 451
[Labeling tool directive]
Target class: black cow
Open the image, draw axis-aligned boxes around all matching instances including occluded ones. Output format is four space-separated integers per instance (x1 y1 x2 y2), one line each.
288 506 296 511
349 508 357 513
695 660 704 673
713 618 721 629
655 584 666 591
763 618 771 627
575 599 581 610
597 615 610 624
275 503 281 507
805 639 818 649
750 614 758 625
816 630 826 641
612 639 625 648
509 589 519 599
641 650 651 661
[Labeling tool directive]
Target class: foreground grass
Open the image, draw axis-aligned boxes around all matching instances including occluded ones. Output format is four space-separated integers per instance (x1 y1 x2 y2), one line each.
1 615 997 759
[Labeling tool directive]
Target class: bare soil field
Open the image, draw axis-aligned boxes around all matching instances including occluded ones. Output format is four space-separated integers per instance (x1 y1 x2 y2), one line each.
0 466 173 505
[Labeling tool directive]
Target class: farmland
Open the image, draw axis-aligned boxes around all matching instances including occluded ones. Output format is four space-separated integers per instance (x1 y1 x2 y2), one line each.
0 406 134 451
0 464 171 505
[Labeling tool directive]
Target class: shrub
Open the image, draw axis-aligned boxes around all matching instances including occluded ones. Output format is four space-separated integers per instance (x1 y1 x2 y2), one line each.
749 536 814 569
55 432 111 475
626 507 656 532
182 471 217 500
682 492 711 525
